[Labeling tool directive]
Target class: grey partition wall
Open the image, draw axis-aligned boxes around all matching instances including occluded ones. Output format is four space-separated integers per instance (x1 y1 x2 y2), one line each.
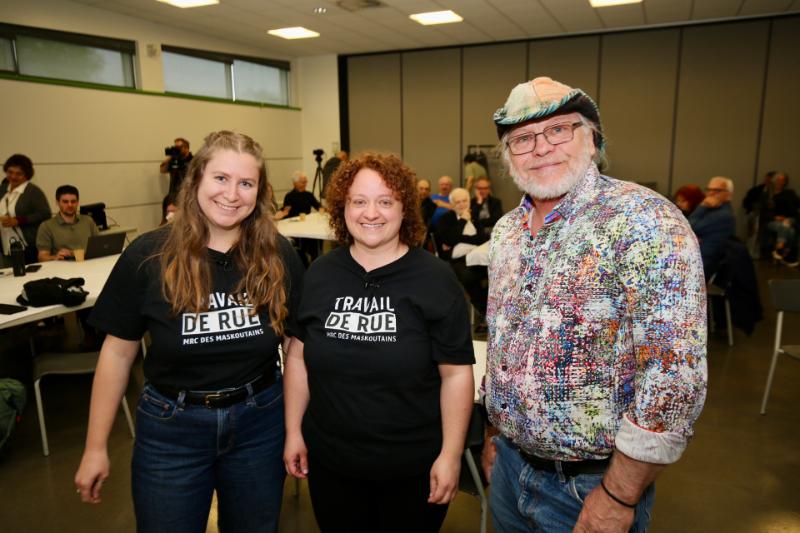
402 48 461 183
348 53 402 155
671 21 770 208
758 17 800 178
343 14 800 238
528 36 600 101
599 29 680 193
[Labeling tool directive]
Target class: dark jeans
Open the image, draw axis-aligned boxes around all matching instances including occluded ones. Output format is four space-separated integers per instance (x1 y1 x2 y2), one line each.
131 377 285 533
307 459 449 533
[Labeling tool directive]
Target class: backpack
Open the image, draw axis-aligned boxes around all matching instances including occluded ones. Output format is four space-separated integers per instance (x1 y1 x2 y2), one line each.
0 378 26 454
16 277 88 307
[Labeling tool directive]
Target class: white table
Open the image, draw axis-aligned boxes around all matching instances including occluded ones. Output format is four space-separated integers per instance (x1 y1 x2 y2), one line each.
276 212 335 241
472 339 487 401
0 254 119 329
466 241 489 267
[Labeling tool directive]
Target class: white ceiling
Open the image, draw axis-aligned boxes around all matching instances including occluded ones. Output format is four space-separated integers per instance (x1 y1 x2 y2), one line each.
70 0 800 58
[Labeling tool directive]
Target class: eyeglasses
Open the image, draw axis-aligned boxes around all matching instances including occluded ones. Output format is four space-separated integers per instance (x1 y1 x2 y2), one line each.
506 122 584 155
705 187 729 193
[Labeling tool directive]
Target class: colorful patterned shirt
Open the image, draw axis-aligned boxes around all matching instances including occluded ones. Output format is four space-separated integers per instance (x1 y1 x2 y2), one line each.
486 164 707 464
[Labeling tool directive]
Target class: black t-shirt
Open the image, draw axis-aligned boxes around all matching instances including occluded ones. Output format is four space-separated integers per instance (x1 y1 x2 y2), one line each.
282 190 321 218
89 226 304 390
297 246 474 479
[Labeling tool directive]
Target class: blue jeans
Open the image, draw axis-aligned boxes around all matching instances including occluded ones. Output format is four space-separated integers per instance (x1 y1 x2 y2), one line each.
131 376 286 533
490 436 654 533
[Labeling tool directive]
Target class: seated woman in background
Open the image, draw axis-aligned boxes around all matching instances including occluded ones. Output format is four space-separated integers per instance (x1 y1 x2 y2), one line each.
284 152 474 532
436 187 489 328
674 184 705 217
0 154 51 265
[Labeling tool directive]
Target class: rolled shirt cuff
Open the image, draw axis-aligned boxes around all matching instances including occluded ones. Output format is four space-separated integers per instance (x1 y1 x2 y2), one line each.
615 413 687 464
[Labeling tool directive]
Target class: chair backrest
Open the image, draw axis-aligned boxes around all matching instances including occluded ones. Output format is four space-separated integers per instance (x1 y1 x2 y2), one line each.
768 279 800 313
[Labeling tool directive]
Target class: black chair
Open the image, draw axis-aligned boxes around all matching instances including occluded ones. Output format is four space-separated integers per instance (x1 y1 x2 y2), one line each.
460 403 489 533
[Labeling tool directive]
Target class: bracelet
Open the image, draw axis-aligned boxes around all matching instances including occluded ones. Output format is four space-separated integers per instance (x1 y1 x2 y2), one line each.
600 478 637 509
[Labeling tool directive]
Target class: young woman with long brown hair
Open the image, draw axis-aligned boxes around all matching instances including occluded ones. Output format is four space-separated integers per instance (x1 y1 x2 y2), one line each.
74 131 303 532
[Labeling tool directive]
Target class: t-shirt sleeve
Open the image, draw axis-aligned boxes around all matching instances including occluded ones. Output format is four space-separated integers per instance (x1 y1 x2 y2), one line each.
279 236 305 339
36 221 53 252
427 264 475 365
88 245 148 341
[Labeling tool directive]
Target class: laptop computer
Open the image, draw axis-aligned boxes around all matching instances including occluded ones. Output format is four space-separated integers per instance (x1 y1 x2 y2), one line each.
85 232 126 260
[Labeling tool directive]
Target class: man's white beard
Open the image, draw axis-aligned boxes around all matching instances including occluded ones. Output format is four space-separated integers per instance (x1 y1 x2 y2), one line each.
509 146 594 200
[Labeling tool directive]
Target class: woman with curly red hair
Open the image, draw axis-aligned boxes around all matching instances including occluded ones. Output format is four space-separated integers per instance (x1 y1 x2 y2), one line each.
284 152 475 532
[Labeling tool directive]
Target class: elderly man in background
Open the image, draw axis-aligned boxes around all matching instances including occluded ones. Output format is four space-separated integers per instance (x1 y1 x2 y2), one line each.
471 176 504 237
417 178 436 229
481 77 707 532
688 176 736 278
37 185 99 261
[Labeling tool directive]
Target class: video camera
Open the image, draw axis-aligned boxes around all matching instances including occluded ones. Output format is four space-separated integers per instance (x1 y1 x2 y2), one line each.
165 145 184 174
313 148 324 165
165 145 182 158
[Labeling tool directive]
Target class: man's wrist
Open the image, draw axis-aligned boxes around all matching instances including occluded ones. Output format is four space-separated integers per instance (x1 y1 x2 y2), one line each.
600 477 637 509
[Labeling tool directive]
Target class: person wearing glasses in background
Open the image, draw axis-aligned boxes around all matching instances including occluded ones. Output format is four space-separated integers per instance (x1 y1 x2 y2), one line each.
481 77 707 533
688 176 737 278
1 154 51 266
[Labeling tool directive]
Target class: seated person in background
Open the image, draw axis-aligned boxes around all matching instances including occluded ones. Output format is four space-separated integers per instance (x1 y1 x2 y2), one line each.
36 185 99 261
160 193 178 226
470 176 503 236
417 178 436 228
688 176 736 278
1 153 51 265
766 171 800 266
429 175 454 229
743 171 776 257
282 171 323 218
437 187 489 329
674 184 705 217
463 153 488 193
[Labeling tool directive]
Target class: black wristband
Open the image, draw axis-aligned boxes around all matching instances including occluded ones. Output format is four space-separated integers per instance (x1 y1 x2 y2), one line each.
600 478 637 509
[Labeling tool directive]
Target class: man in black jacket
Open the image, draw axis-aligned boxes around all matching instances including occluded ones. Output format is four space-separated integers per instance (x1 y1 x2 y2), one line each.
470 176 504 237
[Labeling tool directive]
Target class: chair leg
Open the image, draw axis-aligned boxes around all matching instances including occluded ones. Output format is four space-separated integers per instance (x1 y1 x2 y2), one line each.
464 448 488 533
121 394 135 438
724 298 733 347
33 378 49 457
760 312 783 415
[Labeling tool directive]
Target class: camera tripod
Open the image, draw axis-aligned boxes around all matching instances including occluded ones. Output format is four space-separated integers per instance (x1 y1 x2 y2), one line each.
311 153 325 201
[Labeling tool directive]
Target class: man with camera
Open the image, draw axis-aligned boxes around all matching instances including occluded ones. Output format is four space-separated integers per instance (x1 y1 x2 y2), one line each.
159 137 193 195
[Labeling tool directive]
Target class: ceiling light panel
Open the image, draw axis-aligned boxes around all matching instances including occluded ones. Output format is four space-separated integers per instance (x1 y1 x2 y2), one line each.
589 0 642 7
157 0 219 8
268 26 321 39
409 10 463 25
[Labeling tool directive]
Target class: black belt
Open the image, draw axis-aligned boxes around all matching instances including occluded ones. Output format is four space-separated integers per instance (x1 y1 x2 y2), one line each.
519 449 610 477
152 371 277 408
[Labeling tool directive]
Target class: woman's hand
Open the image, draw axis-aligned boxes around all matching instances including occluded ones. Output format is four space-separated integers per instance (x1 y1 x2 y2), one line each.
74 448 110 504
428 452 461 504
283 431 309 479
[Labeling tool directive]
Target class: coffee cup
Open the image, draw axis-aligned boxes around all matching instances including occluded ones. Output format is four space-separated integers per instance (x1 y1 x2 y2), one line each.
73 248 85 262
299 213 306 221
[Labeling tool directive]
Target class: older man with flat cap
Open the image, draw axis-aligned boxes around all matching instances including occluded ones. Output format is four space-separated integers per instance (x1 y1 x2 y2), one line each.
481 77 708 532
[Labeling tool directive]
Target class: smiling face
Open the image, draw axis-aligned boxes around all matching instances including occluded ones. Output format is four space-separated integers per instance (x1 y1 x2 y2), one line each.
506 112 595 200
345 168 404 255
196 149 260 247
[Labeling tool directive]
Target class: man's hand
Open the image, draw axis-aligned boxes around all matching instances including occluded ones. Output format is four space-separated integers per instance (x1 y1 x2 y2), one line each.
573 485 635 533
56 248 73 260
700 195 723 208
1 216 18 228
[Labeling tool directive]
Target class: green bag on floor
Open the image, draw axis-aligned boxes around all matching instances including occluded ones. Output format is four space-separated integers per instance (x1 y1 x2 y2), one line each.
0 378 26 454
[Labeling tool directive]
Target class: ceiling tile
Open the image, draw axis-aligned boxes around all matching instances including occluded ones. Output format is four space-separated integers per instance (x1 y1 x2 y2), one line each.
539 0 605 32
740 0 796 15
594 3 645 28
643 0 692 24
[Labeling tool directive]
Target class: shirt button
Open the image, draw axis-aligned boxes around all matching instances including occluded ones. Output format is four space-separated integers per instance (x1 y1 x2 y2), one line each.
501 364 507 371
501 403 507 409
525 284 532 291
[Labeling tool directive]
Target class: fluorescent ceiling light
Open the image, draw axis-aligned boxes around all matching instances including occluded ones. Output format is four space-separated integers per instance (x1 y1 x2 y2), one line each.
157 0 219 8
268 27 320 39
409 10 463 25
589 0 642 6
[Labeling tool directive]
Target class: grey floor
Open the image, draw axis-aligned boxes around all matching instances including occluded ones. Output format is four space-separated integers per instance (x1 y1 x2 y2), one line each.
1 261 798 533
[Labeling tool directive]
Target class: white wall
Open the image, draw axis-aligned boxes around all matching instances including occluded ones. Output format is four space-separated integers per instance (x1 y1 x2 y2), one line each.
0 0 303 236
297 54 341 198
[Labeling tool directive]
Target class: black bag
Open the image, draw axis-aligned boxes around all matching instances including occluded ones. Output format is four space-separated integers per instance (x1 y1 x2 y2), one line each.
17 277 88 307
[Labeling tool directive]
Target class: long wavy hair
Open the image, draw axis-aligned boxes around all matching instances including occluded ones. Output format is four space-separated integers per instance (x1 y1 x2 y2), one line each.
158 131 288 335
326 152 425 247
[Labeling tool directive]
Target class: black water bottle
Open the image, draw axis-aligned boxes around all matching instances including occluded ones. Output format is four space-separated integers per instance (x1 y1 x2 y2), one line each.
10 238 25 277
